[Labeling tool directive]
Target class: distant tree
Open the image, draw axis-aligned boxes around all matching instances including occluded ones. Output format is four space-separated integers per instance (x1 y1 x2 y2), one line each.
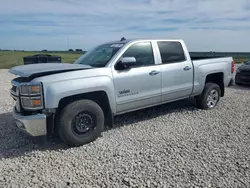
42 49 47 52
68 49 74 51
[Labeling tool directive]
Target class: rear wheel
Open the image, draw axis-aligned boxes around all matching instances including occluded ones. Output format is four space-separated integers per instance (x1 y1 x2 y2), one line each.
196 82 221 110
58 99 104 147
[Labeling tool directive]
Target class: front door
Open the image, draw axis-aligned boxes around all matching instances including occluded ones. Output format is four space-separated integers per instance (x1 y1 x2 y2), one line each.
112 41 162 114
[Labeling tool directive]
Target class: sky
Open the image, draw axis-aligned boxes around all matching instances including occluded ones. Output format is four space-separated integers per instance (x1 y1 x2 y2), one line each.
0 0 250 52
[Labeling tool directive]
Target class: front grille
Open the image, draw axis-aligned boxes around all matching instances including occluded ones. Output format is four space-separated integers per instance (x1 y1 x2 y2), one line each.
241 70 250 76
239 71 250 82
10 81 19 97
240 75 250 82
10 80 21 112
11 85 17 93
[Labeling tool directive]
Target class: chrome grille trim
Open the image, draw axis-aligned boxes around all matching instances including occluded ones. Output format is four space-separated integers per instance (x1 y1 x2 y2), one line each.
10 80 20 97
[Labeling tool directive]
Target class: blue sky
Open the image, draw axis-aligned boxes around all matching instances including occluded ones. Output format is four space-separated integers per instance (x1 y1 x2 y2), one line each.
1 0 250 51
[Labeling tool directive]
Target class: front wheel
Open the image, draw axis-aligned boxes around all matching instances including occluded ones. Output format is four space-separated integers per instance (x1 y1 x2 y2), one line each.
196 83 221 110
58 99 104 147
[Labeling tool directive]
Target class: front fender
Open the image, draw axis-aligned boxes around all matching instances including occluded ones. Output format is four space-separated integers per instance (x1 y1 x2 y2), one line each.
42 76 116 114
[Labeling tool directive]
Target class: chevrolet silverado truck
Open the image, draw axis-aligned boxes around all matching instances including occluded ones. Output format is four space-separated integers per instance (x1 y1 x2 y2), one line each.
9 39 234 146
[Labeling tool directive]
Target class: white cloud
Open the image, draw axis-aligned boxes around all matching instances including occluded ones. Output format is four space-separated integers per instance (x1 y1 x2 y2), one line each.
0 0 250 51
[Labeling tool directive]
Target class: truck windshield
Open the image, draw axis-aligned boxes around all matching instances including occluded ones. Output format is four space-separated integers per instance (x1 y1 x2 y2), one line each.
74 43 124 67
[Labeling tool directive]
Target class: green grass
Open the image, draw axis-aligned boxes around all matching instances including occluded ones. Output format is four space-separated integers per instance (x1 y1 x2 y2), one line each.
0 51 83 69
0 51 248 69
233 57 249 64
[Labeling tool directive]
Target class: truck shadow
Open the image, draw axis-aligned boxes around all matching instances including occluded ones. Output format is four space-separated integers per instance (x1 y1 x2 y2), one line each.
110 98 198 130
0 112 67 159
0 98 198 159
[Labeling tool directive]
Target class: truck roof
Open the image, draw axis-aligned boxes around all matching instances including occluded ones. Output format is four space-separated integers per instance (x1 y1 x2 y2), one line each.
105 38 183 45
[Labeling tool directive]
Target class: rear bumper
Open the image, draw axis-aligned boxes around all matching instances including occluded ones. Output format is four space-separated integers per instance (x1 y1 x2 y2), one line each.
13 108 47 136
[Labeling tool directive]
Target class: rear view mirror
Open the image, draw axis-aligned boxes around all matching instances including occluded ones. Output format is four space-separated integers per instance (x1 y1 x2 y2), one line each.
115 57 136 70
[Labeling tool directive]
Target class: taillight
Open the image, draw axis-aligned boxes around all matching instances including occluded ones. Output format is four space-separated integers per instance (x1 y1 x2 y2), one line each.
231 61 234 73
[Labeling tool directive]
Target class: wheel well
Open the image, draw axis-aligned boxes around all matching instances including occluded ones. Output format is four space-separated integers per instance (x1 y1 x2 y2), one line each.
205 72 224 97
54 91 113 135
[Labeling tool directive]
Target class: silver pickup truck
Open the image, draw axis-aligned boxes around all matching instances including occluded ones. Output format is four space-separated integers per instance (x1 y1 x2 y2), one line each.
9 39 234 146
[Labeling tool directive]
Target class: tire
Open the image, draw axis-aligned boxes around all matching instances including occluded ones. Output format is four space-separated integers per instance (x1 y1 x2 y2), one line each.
235 81 241 86
195 82 221 110
58 99 104 147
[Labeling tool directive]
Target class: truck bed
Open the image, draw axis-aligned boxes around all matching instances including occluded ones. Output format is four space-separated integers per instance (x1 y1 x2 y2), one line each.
191 55 234 91
191 56 233 66
190 55 230 61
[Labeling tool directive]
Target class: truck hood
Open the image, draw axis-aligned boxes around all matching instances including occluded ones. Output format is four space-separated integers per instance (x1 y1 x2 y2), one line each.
8 63 92 78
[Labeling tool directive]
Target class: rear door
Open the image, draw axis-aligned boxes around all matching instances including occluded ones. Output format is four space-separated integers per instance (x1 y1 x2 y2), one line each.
111 41 162 114
156 41 193 102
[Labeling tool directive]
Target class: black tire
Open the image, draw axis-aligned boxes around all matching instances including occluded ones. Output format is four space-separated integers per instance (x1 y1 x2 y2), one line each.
235 81 241 86
195 82 221 110
58 99 104 147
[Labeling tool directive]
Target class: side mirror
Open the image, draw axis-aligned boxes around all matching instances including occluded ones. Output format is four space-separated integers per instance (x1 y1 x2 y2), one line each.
115 57 136 70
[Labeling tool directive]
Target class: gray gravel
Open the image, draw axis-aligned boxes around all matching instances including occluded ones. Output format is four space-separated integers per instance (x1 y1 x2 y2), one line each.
0 68 250 188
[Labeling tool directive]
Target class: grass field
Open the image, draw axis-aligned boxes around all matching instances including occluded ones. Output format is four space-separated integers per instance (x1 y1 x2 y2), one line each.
0 51 83 69
0 51 248 69
233 57 249 64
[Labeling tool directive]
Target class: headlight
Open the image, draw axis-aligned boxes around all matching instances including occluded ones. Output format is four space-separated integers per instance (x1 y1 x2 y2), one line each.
20 83 41 95
236 69 241 73
21 96 43 109
19 82 43 110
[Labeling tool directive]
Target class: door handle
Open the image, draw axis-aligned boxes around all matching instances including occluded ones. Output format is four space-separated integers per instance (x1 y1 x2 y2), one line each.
183 66 191 71
149 70 160 76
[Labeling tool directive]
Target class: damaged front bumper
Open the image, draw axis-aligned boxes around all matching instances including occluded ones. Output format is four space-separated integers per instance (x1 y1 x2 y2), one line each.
13 107 47 137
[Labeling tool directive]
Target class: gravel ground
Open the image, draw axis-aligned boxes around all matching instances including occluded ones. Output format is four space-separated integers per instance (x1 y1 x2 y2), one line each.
0 68 250 188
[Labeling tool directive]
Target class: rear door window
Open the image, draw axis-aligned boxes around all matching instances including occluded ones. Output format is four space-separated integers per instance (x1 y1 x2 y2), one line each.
157 41 186 64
